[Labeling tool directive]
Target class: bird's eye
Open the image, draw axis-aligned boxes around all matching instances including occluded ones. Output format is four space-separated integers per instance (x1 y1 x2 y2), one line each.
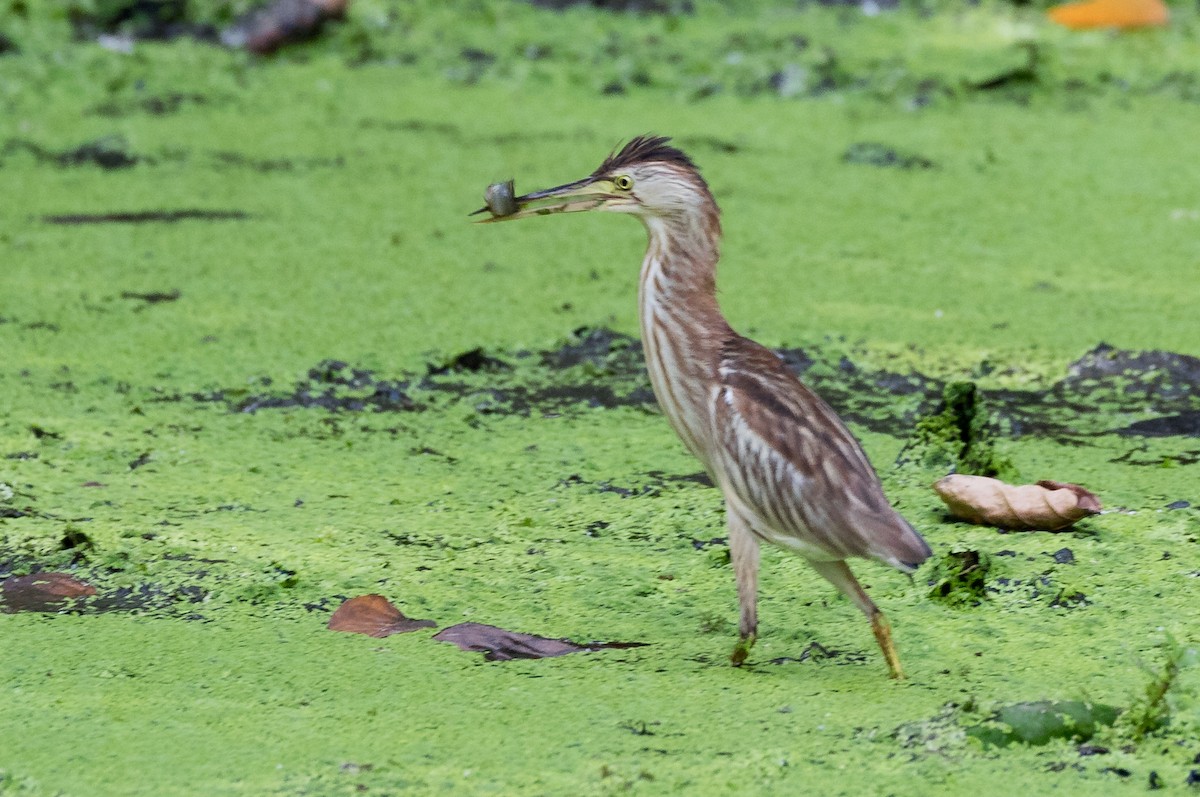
613 175 634 191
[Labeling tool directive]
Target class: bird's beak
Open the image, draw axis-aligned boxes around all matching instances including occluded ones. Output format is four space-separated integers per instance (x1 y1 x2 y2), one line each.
471 177 613 223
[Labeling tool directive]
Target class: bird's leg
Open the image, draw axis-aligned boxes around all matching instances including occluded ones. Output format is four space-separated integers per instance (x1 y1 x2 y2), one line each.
808 559 905 679
726 502 760 666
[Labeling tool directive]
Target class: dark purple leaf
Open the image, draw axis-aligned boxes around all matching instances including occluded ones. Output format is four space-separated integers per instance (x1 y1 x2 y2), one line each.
433 622 647 661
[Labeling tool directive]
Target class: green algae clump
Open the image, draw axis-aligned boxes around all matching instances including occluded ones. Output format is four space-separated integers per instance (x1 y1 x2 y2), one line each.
966 700 1121 748
927 548 991 607
897 381 1019 481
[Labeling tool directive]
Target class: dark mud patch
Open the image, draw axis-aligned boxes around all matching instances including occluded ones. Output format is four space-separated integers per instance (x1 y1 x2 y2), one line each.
357 118 598 150
209 151 345 172
88 92 210 117
539 326 643 372
0 568 207 617
842 141 936 170
1061 344 1200 403
0 316 60 333
2 136 140 169
122 289 181 307
183 330 1200 443
1116 411 1200 438
428 347 512 375
992 344 1200 439
557 469 712 499
68 0 217 42
43 209 250 225
769 640 869 666
1108 443 1200 467
216 360 421 414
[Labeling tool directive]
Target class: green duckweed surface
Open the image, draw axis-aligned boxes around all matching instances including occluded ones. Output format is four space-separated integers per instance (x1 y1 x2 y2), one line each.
2 2 1199 794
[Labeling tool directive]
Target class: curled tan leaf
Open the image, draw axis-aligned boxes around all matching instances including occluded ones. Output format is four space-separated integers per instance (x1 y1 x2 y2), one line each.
327 595 436 638
933 475 1101 531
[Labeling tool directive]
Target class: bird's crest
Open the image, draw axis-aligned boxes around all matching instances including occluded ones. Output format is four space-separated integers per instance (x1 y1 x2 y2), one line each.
593 135 699 178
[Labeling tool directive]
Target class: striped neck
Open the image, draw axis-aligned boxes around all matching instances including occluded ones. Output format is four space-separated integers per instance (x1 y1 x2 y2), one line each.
637 214 730 466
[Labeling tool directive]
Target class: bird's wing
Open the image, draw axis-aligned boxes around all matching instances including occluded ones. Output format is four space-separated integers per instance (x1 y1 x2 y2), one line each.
712 335 930 570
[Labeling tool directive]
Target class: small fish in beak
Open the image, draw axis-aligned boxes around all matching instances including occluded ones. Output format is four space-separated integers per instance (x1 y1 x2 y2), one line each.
483 180 517 218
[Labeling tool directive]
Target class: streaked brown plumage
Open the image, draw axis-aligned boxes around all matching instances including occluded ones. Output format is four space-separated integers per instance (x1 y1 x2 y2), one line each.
476 135 932 677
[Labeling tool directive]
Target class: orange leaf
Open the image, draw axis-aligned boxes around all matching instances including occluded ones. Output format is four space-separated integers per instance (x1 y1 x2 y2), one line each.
1048 0 1168 30
326 595 436 638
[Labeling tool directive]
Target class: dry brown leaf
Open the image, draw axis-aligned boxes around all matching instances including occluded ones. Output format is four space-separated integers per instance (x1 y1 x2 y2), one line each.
432 622 647 661
1 572 97 613
933 475 1101 531
326 594 436 638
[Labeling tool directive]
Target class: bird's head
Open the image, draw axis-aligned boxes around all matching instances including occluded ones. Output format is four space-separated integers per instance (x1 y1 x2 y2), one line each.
474 135 717 227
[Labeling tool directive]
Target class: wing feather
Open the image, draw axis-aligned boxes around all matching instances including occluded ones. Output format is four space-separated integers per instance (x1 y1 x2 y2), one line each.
712 336 931 570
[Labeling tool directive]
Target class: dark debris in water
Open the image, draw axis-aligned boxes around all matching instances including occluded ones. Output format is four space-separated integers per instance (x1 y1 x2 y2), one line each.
43 209 250 225
557 469 713 499
209 150 344 172
184 329 1200 443
842 141 936 170
3 136 140 169
1116 411 1200 438
768 640 868 665
986 344 1200 440
67 0 217 42
0 570 207 615
428 347 512 375
88 92 209 118
231 360 421 413
122 289 181 306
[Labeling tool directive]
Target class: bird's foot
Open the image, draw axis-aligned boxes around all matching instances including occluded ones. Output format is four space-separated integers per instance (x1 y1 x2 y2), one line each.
730 632 756 667
871 613 905 680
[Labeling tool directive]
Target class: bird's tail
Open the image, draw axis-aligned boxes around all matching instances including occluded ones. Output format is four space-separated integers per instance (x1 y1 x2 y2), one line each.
874 512 933 573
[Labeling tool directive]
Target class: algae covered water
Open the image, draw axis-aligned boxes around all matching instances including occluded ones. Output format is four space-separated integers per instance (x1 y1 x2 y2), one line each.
2 1 1199 794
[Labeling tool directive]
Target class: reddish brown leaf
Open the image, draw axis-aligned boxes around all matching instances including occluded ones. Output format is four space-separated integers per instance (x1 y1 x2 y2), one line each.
432 622 647 661
327 594 436 638
1 572 97 613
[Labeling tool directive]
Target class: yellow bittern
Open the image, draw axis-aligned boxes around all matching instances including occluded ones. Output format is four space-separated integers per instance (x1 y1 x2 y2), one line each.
476 135 932 677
